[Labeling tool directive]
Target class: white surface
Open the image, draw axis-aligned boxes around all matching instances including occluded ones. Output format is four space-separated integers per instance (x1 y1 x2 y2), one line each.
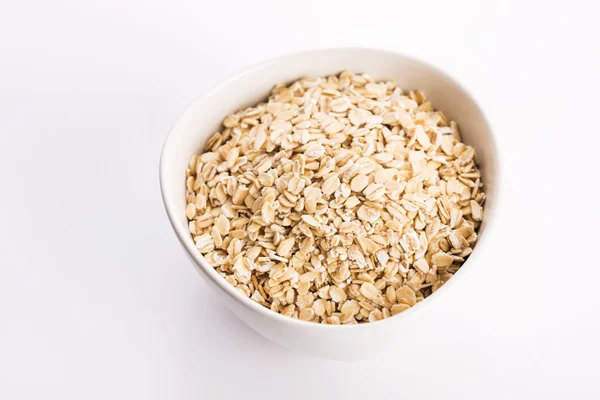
160 48 500 360
1 0 599 398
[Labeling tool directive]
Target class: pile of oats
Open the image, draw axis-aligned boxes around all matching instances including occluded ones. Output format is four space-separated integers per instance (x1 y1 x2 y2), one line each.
185 71 485 324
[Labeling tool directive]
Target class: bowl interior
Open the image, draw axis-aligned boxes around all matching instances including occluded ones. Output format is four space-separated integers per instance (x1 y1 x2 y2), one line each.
160 48 497 321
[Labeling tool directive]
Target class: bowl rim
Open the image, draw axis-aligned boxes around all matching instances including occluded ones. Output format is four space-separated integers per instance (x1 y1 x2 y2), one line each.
159 47 500 330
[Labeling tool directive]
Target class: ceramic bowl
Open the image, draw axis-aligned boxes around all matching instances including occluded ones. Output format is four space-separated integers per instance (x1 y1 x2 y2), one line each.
159 48 498 360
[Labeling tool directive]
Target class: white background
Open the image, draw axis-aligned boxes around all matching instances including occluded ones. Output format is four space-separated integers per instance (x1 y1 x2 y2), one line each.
1 0 599 398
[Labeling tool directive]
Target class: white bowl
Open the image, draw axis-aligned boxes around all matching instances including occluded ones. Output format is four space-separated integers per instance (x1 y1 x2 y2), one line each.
159 48 499 360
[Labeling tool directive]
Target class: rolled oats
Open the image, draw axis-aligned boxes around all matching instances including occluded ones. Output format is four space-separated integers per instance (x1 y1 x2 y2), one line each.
185 71 485 324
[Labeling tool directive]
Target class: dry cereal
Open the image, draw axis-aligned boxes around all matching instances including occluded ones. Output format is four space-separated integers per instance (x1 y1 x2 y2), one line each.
184 71 485 324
